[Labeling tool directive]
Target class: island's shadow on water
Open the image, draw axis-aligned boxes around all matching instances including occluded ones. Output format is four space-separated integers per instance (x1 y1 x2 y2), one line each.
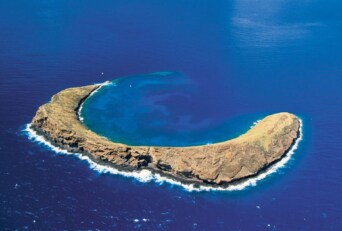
21 114 304 194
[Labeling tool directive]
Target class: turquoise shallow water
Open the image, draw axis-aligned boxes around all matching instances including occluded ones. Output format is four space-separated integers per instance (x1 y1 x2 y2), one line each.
80 72 264 146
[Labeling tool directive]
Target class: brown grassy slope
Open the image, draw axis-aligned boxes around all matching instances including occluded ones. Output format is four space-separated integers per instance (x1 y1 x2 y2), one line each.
31 84 300 185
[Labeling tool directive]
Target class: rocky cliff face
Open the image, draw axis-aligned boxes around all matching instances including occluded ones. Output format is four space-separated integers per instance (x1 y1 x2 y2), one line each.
31 84 300 185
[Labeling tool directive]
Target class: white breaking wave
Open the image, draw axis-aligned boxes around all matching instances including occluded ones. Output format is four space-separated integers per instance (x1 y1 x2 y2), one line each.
23 118 303 192
78 81 112 122
250 119 261 128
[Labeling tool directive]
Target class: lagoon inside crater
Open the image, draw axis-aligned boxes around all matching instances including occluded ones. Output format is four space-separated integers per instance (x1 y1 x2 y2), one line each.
80 72 262 147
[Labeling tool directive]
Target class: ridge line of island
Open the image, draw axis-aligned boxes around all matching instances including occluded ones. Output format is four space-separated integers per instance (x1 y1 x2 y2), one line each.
30 83 301 187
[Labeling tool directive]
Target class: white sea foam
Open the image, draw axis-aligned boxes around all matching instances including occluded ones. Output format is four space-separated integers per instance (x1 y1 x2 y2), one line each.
78 81 112 122
24 118 303 192
250 119 261 128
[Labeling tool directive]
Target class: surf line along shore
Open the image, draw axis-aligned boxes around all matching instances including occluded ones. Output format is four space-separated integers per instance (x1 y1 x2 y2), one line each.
29 82 301 187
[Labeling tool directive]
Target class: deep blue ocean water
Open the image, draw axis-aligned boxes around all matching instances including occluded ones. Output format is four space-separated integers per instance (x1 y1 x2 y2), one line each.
1 0 342 230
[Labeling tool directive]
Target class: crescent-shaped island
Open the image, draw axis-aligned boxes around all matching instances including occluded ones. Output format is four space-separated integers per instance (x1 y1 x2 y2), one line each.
30 83 300 186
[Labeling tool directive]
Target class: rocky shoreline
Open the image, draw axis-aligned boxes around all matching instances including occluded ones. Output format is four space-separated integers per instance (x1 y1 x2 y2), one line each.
31 83 300 186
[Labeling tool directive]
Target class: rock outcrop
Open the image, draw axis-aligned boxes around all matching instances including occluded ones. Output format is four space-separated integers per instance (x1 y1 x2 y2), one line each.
31 84 300 186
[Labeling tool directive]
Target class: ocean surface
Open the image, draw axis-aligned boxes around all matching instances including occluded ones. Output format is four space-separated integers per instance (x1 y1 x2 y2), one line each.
1 0 342 230
80 72 266 147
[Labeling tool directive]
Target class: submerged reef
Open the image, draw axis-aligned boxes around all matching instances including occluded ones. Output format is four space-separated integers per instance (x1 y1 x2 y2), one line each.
31 83 300 186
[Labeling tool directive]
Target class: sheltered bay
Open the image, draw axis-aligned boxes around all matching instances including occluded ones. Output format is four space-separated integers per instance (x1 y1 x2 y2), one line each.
31 83 300 186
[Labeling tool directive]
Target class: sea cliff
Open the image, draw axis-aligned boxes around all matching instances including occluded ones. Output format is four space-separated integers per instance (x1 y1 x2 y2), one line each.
31 84 300 186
